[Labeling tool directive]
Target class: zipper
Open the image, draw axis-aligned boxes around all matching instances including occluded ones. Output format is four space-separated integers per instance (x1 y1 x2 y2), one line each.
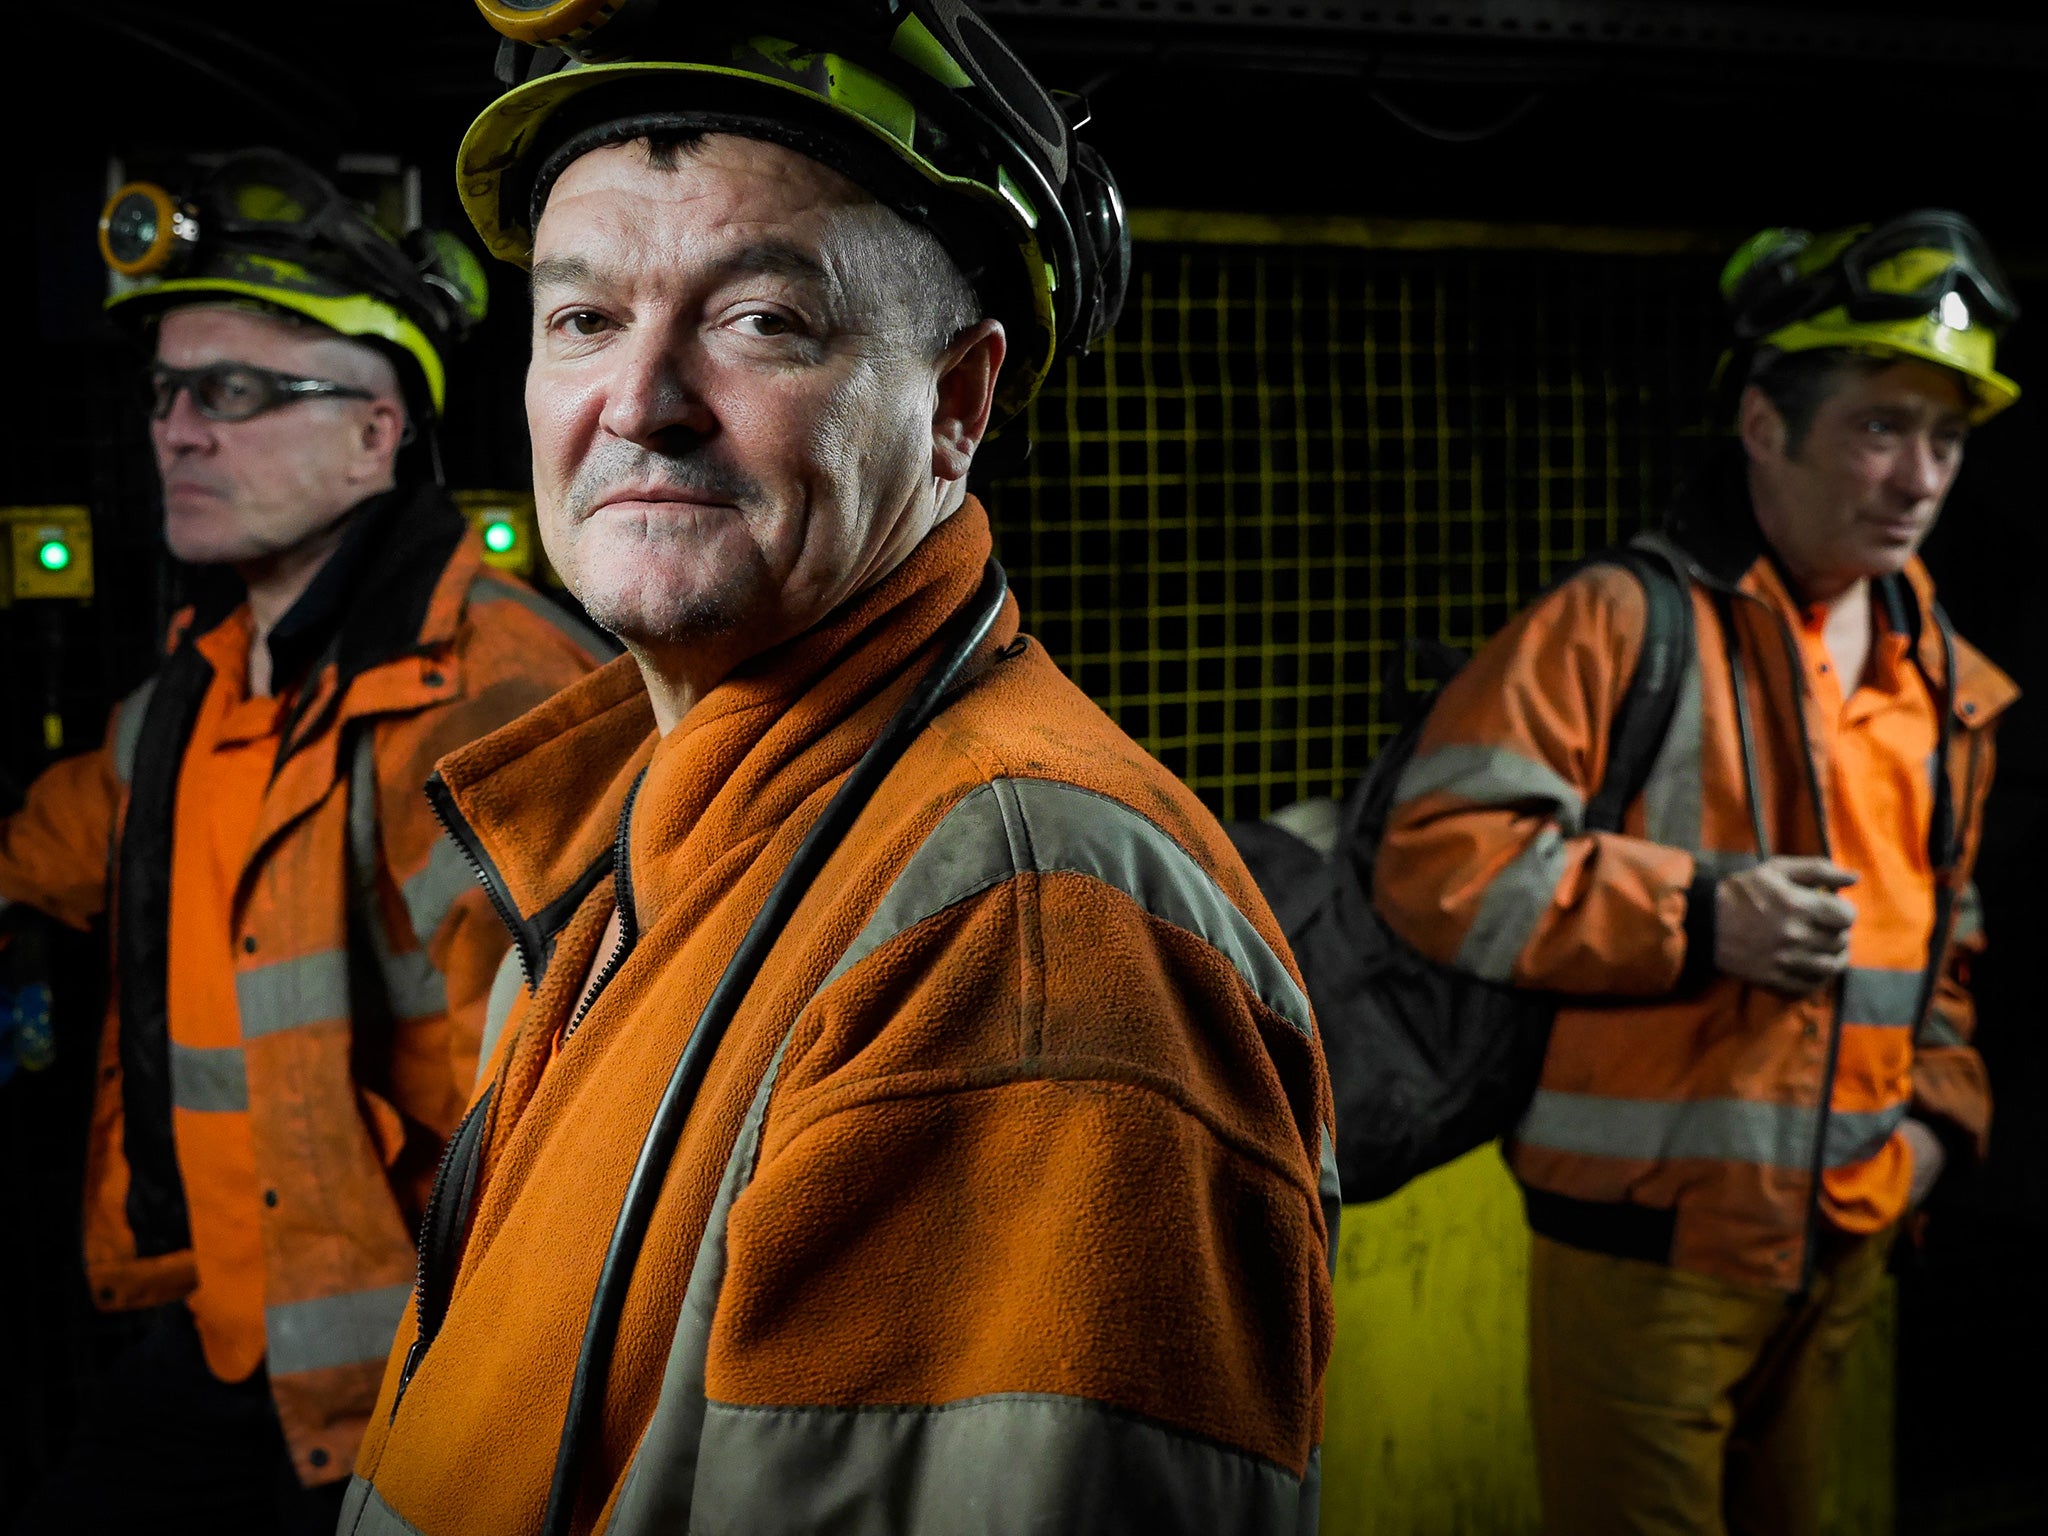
562 771 646 1046
392 772 647 1417
393 1085 494 1417
425 769 538 989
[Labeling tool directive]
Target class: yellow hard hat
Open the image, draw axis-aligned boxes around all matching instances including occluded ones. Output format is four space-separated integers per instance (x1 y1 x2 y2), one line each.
99 150 488 417
1720 211 2019 422
455 1 1130 421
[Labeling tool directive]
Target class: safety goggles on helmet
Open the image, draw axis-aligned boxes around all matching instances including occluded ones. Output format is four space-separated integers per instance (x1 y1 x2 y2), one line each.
99 150 490 417
459 0 1130 422
142 361 375 424
1720 209 2021 422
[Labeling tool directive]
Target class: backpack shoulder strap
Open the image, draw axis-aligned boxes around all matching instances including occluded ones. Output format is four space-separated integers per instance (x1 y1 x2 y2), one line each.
1581 542 1693 835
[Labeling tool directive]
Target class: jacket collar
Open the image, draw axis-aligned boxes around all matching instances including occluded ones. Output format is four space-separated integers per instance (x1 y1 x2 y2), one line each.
431 498 1016 977
1662 443 2018 727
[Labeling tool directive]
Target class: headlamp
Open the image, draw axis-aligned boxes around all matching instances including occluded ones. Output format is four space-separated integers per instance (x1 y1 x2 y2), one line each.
1835 210 2019 334
99 183 200 278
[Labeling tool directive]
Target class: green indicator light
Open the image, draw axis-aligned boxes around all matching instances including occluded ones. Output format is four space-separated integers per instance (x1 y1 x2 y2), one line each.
37 539 72 572
482 519 518 555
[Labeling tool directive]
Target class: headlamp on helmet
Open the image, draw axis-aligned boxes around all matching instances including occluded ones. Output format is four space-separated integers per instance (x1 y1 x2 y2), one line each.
97 151 491 418
1720 209 2021 422
459 0 1130 420
99 183 201 278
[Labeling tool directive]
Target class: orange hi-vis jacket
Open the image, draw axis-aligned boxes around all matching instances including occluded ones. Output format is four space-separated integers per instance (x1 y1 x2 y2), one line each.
1374 455 2011 1292
341 501 1338 1536
0 484 608 1482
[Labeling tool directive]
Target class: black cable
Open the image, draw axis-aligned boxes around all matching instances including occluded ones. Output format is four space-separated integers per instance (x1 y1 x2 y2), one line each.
539 558 1010 1536
104 4 359 132
74 11 329 147
1368 87 1546 145
1711 590 1772 860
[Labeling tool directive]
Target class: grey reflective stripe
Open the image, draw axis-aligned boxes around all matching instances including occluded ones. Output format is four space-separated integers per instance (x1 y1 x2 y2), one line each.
1518 1089 1909 1170
1393 744 1585 835
1317 1125 1341 1276
381 948 449 1020
170 1041 247 1114
684 1394 1318 1536
347 731 450 1023
401 836 476 950
1918 1010 1969 1050
1265 796 1340 857
236 950 351 1037
477 946 524 1088
1694 849 1760 881
469 570 613 658
337 1477 426 1536
1841 967 1925 1029
1638 632 1705 851
110 676 159 787
1951 882 1984 945
264 1282 412 1377
1454 826 1569 983
820 777 1312 1040
611 1031 795 1533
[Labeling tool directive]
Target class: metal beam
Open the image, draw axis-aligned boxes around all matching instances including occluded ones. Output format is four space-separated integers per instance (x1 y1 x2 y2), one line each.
977 0 2048 73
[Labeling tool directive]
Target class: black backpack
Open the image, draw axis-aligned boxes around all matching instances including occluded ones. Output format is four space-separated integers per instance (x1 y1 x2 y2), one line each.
1230 544 1693 1204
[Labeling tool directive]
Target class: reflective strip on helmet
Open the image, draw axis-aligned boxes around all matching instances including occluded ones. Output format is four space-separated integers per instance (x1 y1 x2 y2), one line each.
1517 1089 1908 1171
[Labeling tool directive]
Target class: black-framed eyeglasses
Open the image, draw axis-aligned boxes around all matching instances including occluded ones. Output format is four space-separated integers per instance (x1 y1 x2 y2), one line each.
143 361 376 423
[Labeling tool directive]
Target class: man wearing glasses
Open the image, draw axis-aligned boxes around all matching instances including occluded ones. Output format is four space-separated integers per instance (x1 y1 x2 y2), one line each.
0 150 605 1534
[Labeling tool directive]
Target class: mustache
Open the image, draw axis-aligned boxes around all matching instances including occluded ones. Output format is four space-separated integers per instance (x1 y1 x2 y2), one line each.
561 441 763 521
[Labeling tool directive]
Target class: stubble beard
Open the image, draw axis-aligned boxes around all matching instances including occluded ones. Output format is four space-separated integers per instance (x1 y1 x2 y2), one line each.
557 440 770 647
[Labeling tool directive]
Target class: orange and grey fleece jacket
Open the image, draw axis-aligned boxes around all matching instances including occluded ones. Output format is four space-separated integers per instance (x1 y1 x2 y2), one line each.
342 500 1337 1536
1374 459 2011 1291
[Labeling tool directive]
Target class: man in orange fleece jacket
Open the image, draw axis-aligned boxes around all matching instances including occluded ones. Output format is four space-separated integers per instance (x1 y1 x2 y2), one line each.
341 7 1336 1535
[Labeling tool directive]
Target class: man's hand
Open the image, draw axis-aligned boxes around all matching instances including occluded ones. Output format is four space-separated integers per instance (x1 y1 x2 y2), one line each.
1901 1117 1947 1210
1714 856 1858 996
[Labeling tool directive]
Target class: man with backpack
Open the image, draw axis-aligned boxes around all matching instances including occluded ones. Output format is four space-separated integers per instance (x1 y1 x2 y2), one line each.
1373 212 2019 1533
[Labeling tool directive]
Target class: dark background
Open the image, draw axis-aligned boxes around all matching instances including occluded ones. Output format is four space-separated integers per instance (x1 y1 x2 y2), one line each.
3 3 2045 1529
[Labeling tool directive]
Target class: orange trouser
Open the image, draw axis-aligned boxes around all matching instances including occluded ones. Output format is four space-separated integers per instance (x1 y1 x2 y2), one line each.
1528 1229 1891 1536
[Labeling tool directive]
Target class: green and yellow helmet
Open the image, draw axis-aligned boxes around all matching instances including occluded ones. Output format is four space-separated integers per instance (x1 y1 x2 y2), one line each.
457 0 1130 421
98 149 489 417
1720 209 2020 422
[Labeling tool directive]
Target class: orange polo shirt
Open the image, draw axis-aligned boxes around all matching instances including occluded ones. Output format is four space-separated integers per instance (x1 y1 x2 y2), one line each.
1794 596 1937 1236
168 607 287 1382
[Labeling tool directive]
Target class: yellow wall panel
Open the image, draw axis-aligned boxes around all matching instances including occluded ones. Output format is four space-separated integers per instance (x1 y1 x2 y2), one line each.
1320 1146 1895 1535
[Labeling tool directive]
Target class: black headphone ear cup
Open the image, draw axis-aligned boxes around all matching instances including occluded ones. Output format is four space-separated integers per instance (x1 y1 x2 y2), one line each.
1071 141 1129 347
405 229 491 340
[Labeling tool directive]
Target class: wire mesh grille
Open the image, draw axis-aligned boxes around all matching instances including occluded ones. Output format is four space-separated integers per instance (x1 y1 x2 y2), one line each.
983 240 1727 821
